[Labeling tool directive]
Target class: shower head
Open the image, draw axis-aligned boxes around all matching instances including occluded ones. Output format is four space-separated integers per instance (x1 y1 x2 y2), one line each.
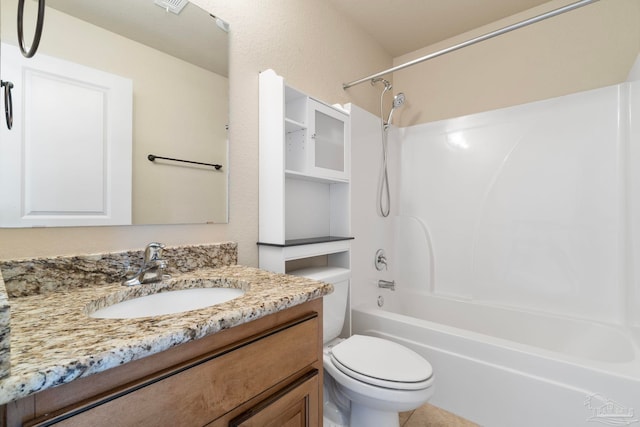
386 92 406 128
393 92 405 108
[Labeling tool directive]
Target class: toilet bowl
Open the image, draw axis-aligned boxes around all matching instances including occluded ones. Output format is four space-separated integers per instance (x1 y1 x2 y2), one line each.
289 267 434 427
323 335 434 427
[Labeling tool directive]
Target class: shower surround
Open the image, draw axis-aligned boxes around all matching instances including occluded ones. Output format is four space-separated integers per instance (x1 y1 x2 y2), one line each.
348 79 640 426
397 82 633 322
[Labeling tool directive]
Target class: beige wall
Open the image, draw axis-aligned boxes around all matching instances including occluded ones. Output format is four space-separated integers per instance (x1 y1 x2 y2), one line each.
392 0 640 126
0 0 391 265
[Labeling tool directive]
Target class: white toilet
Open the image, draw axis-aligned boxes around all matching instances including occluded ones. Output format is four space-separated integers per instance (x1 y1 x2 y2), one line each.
291 267 434 427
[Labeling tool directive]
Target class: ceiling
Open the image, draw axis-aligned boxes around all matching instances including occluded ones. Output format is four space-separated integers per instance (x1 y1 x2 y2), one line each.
46 0 228 76
326 0 556 57
45 1 566 76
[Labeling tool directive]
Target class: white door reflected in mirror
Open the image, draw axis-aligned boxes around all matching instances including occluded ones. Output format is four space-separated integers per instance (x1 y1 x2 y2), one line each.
0 0 229 226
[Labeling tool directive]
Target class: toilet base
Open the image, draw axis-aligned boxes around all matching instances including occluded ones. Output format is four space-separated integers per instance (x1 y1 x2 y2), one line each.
351 403 400 427
323 415 348 427
323 371 350 426
323 398 348 427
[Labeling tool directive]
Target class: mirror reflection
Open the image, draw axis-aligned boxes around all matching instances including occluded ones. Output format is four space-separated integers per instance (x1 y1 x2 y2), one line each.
0 0 229 227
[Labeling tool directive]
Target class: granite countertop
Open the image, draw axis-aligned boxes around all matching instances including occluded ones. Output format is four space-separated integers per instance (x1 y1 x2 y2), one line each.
0 245 333 405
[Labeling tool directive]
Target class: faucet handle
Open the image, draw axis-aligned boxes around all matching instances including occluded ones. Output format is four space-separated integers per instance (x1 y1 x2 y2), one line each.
375 249 388 271
144 242 165 262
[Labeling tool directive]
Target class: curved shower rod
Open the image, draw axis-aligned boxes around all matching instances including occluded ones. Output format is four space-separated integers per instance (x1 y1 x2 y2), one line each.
342 0 599 89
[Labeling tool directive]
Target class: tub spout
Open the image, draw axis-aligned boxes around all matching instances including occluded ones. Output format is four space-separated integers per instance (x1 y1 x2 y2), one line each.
378 279 395 291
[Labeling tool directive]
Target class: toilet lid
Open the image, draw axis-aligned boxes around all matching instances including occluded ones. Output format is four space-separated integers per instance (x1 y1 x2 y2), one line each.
330 335 433 390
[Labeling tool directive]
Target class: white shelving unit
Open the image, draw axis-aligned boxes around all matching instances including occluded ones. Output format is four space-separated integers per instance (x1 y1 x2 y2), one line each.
258 69 351 274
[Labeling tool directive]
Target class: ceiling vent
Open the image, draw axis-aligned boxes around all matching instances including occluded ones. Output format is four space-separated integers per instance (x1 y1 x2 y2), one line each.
154 0 189 14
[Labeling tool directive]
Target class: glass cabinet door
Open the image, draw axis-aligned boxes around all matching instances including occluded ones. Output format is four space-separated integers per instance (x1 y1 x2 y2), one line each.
314 109 344 172
307 99 349 180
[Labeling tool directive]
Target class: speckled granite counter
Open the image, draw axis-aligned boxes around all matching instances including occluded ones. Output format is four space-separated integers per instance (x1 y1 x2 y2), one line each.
0 243 332 405
0 277 9 383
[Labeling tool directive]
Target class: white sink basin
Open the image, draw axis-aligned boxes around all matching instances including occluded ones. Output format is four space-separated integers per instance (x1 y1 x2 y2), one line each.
89 287 245 319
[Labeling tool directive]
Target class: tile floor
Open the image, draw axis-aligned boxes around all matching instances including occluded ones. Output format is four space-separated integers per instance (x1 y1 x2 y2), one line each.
400 403 479 427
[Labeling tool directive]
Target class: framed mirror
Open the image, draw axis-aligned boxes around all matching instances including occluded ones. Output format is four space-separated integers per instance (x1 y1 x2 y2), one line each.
0 0 229 227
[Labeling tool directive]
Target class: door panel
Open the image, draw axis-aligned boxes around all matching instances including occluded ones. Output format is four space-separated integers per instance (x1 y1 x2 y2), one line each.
0 43 132 226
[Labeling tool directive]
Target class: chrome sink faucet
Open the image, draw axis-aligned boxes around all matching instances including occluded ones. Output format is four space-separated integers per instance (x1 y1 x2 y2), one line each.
122 242 170 286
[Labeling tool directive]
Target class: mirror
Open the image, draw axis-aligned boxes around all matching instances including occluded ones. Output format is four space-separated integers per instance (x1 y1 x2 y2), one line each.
0 0 229 227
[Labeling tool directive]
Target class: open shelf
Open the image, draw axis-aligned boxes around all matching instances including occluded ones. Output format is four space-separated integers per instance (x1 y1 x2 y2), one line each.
285 118 306 133
284 169 349 184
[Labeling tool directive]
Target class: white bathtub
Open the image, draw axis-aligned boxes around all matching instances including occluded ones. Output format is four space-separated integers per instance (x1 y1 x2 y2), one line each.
351 290 640 427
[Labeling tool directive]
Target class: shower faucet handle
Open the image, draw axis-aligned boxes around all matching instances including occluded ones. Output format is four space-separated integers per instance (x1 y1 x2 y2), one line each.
375 249 388 271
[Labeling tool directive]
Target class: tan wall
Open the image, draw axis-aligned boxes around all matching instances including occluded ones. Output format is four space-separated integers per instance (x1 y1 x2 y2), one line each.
392 0 640 126
0 0 391 265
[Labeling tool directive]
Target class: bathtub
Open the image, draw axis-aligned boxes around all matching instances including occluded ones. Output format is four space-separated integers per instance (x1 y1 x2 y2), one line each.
351 290 640 427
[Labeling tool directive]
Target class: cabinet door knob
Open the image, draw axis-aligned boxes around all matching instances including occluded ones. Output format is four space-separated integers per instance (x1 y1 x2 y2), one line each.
311 133 316 139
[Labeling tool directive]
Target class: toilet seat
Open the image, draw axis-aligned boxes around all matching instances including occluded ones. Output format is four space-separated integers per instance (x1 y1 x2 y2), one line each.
329 335 433 390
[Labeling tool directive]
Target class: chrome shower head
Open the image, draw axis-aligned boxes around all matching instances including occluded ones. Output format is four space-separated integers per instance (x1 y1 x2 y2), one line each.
386 92 406 128
393 92 405 108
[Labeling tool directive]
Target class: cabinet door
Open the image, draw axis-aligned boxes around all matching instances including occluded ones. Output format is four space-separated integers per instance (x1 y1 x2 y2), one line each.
307 100 349 181
229 370 319 427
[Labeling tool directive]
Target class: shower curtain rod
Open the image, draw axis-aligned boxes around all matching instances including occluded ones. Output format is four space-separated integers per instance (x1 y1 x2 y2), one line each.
342 0 599 89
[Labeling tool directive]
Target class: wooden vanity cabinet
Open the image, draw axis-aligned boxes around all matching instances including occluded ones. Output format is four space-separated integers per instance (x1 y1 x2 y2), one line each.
2 299 323 427
220 370 319 427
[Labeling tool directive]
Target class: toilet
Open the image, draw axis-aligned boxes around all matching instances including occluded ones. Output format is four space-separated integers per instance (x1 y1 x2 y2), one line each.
291 267 434 427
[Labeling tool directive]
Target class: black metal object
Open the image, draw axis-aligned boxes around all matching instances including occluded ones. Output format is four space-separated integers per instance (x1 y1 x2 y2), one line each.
1 81 13 130
17 0 45 58
147 154 222 170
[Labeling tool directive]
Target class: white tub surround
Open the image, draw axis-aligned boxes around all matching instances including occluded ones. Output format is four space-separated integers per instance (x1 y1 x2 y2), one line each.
349 80 640 426
395 82 636 321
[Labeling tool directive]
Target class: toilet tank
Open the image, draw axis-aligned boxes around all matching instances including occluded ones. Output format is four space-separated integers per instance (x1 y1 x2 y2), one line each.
289 267 350 343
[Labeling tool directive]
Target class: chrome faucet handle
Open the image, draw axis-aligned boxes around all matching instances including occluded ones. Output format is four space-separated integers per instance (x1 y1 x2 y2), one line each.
144 242 165 263
121 242 168 286
375 249 388 271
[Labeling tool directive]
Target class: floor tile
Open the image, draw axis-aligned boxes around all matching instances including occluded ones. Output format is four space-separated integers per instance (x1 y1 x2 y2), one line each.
402 403 479 427
399 410 414 426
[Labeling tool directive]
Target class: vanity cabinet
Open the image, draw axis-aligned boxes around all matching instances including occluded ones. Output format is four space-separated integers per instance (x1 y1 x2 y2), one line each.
258 69 352 275
1 299 323 427
222 370 318 427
